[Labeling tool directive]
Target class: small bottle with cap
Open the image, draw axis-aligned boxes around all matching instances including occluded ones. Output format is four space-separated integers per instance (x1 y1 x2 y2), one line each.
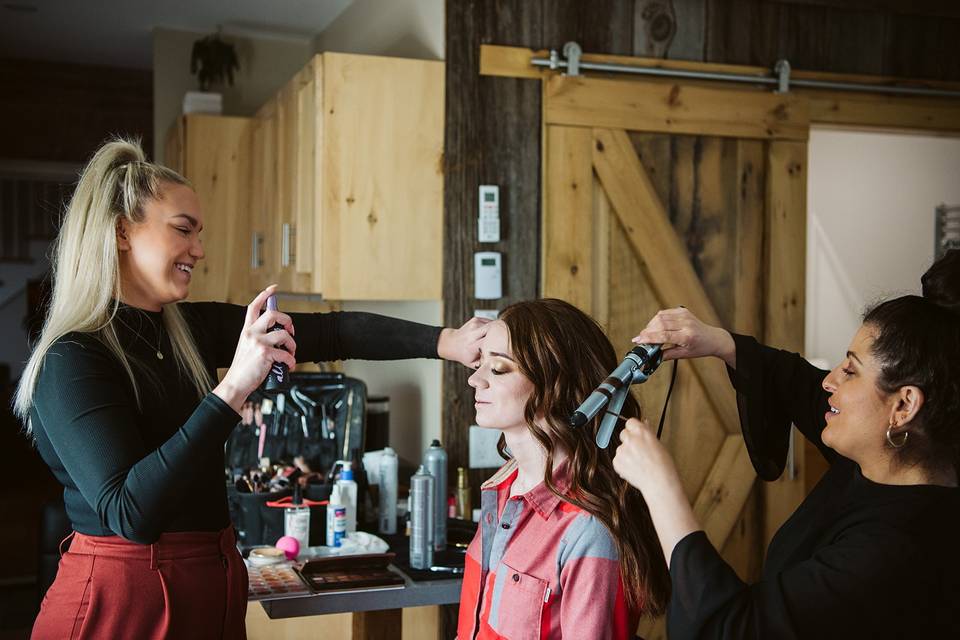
335 461 358 534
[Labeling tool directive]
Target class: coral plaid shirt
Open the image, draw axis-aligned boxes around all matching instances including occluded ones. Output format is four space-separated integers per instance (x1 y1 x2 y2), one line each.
457 459 638 640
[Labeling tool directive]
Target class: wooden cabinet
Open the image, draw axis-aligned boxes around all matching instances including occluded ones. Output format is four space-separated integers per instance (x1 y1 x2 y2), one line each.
248 98 277 292
164 114 252 304
248 53 444 300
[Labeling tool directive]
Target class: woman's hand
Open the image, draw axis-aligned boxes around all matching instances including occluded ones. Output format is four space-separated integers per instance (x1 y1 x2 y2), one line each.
613 418 683 496
632 307 737 368
214 285 298 413
437 316 490 368
613 418 701 567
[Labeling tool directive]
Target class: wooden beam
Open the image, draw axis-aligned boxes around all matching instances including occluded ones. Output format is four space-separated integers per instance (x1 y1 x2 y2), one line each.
546 76 809 141
762 140 809 545
590 127 740 434
693 435 757 550
481 44 781 81
542 125 595 312
805 91 960 134
480 44 960 92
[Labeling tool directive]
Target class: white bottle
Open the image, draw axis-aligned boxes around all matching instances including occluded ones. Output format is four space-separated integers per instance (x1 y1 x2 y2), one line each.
326 484 346 547
284 484 310 554
336 461 359 534
378 447 399 535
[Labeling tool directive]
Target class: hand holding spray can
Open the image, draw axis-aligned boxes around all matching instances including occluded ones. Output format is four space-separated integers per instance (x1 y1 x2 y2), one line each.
264 295 289 391
409 465 434 570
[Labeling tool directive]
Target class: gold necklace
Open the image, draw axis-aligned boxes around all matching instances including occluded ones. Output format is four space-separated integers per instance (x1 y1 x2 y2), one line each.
118 314 165 360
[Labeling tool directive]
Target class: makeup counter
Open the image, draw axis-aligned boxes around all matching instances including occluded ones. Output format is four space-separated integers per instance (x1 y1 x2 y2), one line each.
228 375 473 638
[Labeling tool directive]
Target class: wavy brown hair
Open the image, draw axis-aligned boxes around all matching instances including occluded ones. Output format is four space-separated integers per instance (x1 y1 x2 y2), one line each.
497 298 670 615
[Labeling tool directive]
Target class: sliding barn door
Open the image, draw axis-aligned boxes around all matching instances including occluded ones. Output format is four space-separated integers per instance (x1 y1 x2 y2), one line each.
541 75 808 638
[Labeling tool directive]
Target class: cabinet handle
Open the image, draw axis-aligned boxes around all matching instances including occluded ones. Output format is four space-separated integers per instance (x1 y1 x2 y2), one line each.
281 223 291 268
251 232 264 269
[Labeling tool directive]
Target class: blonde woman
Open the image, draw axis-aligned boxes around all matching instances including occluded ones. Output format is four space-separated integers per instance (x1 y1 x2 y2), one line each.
18 138 484 639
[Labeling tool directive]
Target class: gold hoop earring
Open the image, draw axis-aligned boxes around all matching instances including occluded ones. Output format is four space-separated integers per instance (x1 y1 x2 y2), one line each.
886 423 909 449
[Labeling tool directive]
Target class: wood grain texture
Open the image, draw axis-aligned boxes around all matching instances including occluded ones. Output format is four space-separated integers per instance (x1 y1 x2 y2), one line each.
443 0 547 522
591 127 741 433
480 43 960 92
546 75 809 140
295 61 316 276
176 114 252 305
320 53 444 300
541 125 595 311
693 435 758 548
762 139 808 543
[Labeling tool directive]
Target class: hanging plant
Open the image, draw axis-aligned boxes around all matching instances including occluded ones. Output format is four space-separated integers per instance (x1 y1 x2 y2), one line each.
190 30 240 92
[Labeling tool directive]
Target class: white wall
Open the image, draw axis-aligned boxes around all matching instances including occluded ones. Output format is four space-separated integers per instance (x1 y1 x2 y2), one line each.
316 0 446 466
806 128 960 367
152 27 314 162
314 0 443 60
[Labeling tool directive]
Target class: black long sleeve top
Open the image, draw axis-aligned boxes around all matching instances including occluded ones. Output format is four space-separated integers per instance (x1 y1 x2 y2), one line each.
667 334 960 639
30 302 442 545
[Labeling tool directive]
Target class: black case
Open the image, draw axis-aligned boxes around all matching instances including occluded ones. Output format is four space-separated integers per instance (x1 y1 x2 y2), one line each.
226 372 367 473
226 372 367 547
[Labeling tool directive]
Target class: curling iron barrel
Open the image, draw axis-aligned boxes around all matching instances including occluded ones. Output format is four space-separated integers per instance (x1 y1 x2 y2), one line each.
569 343 663 428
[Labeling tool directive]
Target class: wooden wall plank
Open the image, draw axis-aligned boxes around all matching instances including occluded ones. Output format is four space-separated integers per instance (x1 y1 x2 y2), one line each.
479 44 960 92
443 0 642 531
603 208 729 504
591 127 742 434
693 435 758 549
805 92 960 134
545 76 810 140
733 139 768 337
762 139 808 543
542 125 595 311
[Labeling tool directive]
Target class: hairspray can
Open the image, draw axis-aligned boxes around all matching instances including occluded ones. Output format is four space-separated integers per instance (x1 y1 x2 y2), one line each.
423 440 447 551
378 447 398 535
409 465 434 570
264 295 289 391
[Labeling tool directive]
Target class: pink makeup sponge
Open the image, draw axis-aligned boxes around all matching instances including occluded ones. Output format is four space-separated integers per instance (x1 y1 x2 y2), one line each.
275 536 300 560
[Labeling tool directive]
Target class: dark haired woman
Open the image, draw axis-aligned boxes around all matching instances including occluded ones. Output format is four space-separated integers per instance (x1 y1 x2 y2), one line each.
457 299 670 640
613 253 960 639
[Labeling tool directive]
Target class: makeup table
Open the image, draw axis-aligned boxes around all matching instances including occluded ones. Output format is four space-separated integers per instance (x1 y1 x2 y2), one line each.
246 565 461 640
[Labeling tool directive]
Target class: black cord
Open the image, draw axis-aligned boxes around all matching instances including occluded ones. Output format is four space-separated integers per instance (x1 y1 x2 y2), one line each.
656 359 678 440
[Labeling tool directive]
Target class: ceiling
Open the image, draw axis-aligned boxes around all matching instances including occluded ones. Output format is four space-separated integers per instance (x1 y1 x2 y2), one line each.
0 0 354 70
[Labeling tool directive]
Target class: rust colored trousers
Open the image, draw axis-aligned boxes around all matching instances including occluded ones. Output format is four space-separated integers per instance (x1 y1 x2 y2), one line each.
32 527 248 640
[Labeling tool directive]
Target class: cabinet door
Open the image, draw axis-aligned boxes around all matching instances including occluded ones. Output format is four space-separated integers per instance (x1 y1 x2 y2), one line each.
295 60 318 277
319 54 444 299
274 75 312 293
249 100 277 293
182 114 252 303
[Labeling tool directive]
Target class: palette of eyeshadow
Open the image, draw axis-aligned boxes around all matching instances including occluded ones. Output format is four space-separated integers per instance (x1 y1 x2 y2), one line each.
247 562 312 601
296 553 405 592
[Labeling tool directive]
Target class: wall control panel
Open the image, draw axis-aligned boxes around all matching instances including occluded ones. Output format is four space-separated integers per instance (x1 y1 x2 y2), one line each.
474 251 502 300
478 185 500 243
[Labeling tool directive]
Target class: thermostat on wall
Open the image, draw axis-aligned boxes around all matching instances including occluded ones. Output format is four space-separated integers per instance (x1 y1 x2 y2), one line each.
478 185 501 243
474 251 502 300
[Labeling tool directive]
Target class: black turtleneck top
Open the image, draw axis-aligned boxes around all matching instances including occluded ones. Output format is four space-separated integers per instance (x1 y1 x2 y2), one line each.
666 334 960 639
30 302 442 545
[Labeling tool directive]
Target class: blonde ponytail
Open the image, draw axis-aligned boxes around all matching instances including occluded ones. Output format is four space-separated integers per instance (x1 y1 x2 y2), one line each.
15 137 213 431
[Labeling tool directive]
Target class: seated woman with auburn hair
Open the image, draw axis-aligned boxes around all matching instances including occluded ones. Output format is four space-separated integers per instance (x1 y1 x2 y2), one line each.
457 298 670 640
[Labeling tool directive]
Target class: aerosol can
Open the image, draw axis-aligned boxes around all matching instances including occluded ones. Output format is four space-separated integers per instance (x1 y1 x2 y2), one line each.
409 465 435 570
423 440 447 551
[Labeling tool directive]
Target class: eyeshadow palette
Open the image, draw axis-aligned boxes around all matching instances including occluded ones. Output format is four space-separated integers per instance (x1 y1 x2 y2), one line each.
247 562 312 601
296 553 405 592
